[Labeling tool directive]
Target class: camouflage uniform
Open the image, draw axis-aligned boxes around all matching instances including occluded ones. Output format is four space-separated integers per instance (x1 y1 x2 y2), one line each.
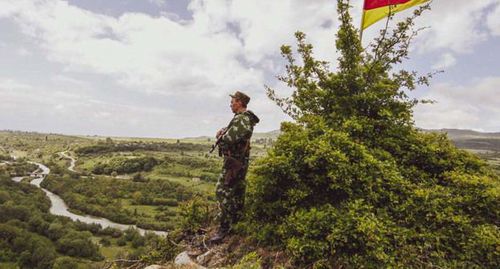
215 110 259 232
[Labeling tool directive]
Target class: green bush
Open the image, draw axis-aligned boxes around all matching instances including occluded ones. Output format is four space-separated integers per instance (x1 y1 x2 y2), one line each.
116 236 127 246
56 231 103 261
131 234 145 248
0 154 12 161
10 231 57 269
92 156 158 175
243 1 500 268
178 196 212 234
98 227 123 238
123 227 140 241
53 256 79 269
99 237 111 247
138 234 180 264
231 251 262 269
75 141 208 155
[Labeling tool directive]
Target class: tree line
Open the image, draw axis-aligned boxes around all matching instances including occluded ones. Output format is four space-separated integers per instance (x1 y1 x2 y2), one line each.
75 140 209 155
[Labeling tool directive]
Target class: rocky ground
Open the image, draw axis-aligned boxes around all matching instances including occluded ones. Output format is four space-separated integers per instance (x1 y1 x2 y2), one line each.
145 226 292 269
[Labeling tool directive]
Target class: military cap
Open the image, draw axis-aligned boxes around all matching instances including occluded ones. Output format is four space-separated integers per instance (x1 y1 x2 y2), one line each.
229 91 250 106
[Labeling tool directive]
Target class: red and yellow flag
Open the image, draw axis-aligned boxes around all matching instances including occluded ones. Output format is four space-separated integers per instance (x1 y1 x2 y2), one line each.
361 0 429 30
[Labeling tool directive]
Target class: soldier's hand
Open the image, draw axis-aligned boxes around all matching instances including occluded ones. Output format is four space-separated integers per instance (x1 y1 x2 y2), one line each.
216 128 227 139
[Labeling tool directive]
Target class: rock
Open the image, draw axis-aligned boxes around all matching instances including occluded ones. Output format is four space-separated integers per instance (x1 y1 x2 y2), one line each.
186 248 205 256
144 265 169 269
174 251 206 269
196 250 214 265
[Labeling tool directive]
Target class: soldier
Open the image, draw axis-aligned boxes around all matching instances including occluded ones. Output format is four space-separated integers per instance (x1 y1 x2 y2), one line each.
210 91 260 243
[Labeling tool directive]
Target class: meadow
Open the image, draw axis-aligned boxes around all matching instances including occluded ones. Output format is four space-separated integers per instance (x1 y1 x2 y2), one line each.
0 130 271 268
0 128 496 268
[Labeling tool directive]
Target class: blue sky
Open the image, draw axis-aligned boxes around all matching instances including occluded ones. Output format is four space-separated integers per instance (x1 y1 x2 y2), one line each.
0 0 499 138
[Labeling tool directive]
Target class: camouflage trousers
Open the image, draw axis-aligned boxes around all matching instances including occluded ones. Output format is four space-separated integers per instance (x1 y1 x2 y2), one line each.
215 157 249 231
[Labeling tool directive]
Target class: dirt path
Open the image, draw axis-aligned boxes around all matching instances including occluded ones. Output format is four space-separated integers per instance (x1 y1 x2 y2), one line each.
59 151 76 172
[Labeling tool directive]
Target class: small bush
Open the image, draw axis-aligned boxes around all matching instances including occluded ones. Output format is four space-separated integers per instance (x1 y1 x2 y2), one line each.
178 196 212 233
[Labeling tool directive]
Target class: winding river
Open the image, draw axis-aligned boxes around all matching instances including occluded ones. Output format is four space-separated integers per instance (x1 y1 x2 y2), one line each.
9 159 167 237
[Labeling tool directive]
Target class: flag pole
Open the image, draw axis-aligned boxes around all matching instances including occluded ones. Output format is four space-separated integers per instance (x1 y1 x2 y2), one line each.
359 1 366 44
360 16 364 43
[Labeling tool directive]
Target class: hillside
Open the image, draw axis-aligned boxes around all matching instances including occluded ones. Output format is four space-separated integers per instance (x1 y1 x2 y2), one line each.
1 123 499 269
425 129 500 152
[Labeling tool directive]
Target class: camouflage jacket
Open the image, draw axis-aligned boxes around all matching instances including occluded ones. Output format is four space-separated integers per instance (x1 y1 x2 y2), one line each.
220 110 260 157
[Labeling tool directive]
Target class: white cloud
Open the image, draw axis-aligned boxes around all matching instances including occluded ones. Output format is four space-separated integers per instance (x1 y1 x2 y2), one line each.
0 0 343 97
431 53 457 70
147 0 167 8
0 1 19 18
0 77 32 90
15 47 31 56
188 0 339 64
413 0 499 53
487 2 500 36
414 77 500 132
0 0 262 98
358 0 499 55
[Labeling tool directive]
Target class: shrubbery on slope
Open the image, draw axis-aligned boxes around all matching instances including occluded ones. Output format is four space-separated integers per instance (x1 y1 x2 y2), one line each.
243 1 499 268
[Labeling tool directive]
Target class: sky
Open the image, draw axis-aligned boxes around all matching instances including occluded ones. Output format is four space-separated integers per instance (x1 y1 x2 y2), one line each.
0 0 499 138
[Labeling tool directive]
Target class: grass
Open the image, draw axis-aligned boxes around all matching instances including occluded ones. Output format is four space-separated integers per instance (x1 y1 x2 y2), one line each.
11 150 27 159
79 153 216 181
124 204 158 216
0 262 19 269
0 130 248 268
147 172 216 194
89 235 135 261
100 245 129 260
471 150 500 175
74 149 220 195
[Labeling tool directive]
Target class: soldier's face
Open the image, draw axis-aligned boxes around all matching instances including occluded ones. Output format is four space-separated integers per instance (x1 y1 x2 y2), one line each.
230 98 242 113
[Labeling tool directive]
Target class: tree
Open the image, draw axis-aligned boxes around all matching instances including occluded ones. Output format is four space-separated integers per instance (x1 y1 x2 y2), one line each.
245 0 499 268
133 172 145 182
47 222 66 241
52 257 78 269
116 236 127 246
15 235 56 269
99 237 111 247
56 231 103 261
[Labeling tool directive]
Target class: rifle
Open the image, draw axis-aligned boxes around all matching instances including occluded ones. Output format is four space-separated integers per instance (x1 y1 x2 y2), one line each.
209 123 232 154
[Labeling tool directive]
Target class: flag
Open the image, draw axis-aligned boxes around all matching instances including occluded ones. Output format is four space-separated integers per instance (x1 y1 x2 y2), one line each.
361 0 430 30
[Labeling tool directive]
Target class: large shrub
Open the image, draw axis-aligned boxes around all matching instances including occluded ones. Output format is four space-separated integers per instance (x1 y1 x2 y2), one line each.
244 1 499 268
92 156 158 174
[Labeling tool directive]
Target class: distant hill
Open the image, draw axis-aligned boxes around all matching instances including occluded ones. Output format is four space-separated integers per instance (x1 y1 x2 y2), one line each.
423 129 500 152
252 129 281 140
183 130 281 142
424 128 500 139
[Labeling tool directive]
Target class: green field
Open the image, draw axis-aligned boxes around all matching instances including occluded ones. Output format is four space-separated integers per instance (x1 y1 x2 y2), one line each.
0 130 271 233
2 128 499 268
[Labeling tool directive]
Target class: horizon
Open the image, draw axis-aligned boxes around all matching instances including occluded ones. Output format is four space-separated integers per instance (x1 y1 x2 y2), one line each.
2 126 500 141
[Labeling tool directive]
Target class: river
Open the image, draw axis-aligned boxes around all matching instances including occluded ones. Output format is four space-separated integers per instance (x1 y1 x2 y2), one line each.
10 160 167 237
